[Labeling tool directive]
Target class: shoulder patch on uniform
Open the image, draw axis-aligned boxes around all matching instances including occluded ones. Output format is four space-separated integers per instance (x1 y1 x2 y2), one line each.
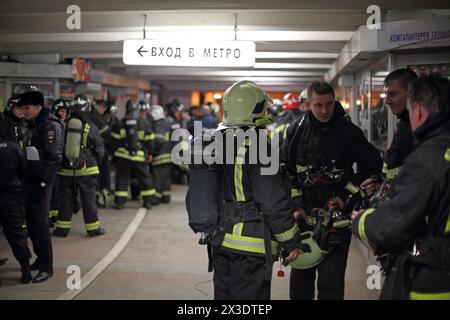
47 130 55 143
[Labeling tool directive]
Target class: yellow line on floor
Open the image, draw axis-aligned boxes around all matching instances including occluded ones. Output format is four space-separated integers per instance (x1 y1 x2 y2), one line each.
57 207 148 300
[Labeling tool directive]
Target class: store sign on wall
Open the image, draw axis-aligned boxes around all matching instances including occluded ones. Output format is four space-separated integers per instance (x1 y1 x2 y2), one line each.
377 18 450 50
123 39 255 67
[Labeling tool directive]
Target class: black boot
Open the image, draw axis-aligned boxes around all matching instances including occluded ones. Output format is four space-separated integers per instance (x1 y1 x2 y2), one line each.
53 228 69 238
0 258 8 266
87 228 105 237
162 195 171 204
21 266 32 284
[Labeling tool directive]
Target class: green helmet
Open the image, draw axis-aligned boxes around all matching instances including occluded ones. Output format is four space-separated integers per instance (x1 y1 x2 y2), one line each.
289 231 329 270
221 80 272 127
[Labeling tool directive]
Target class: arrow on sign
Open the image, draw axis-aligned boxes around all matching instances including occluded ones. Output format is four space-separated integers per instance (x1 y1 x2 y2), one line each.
137 46 148 57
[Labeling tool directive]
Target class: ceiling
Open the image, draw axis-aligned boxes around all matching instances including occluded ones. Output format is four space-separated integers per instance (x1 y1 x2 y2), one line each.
0 1 449 91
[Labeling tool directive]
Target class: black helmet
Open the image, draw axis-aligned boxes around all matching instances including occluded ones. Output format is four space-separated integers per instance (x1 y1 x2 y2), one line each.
125 100 138 113
72 94 90 112
5 95 21 112
51 99 69 114
138 100 150 111
105 100 118 114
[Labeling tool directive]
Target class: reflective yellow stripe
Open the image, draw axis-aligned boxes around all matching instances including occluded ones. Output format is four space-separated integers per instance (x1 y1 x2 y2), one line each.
145 133 156 141
291 188 301 197
155 192 162 198
82 123 90 148
275 224 299 243
222 233 279 255
49 210 59 218
58 166 100 176
345 182 360 194
120 128 127 138
296 165 308 173
140 189 156 196
114 148 146 162
111 131 122 139
99 124 110 134
358 208 375 243
85 221 101 231
383 162 400 181
444 148 450 162
234 139 250 202
114 191 128 197
410 291 450 300
445 209 450 234
153 153 172 165
137 130 145 141
56 220 71 229
233 223 244 236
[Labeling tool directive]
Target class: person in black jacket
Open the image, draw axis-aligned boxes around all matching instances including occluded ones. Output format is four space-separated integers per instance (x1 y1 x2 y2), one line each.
208 80 303 300
20 90 64 283
361 69 418 196
0 135 32 284
352 74 450 300
281 81 382 300
0 95 27 147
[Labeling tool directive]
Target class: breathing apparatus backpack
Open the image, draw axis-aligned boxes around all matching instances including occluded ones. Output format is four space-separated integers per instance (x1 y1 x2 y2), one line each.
124 118 140 155
65 117 84 169
185 129 224 245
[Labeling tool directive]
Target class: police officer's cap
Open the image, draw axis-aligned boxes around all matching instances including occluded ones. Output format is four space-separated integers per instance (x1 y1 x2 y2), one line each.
18 91 44 107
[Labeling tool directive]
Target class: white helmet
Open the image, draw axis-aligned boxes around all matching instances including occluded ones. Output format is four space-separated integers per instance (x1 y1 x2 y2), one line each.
151 105 165 121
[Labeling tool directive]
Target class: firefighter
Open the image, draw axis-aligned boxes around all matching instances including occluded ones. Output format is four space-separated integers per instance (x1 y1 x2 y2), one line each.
0 95 26 146
111 100 156 209
0 131 32 284
150 105 172 205
91 99 115 208
209 80 304 300
281 81 382 300
52 95 105 237
352 74 450 300
361 68 418 196
20 90 64 283
269 93 305 143
48 99 70 226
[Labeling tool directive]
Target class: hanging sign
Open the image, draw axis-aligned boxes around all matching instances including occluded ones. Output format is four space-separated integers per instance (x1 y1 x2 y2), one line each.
123 39 255 67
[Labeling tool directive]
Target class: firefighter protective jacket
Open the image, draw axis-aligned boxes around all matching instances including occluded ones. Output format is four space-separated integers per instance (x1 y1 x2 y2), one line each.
281 104 383 214
352 113 450 299
383 109 416 181
219 127 302 257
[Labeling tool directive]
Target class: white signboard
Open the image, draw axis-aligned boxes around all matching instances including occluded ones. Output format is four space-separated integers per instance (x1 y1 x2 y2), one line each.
123 39 256 67
377 18 450 50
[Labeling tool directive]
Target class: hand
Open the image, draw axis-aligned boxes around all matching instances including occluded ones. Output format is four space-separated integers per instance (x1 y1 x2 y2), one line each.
360 177 381 197
146 154 153 162
292 208 307 223
284 248 303 264
351 209 364 221
333 196 345 210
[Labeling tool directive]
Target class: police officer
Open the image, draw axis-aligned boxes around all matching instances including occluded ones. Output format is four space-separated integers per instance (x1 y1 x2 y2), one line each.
48 98 70 225
0 131 32 284
20 90 64 283
208 80 304 300
53 95 105 237
361 69 418 196
281 81 382 300
0 95 26 146
111 100 156 209
150 105 172 205
352 74 450 300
